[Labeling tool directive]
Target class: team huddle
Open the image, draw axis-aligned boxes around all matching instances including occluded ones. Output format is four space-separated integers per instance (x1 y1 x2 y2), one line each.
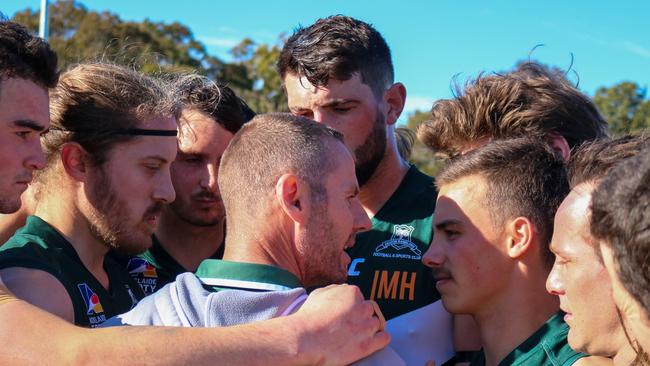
0 13 648 366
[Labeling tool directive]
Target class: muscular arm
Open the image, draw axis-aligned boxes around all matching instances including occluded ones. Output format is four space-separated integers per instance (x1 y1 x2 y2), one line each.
0 267 74 322
0 283 389 366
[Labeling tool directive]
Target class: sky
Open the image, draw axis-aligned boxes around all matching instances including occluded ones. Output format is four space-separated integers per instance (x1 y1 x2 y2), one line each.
4 0 649 123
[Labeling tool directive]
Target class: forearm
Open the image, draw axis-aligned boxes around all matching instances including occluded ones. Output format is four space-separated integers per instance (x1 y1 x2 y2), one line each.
0 297 312 366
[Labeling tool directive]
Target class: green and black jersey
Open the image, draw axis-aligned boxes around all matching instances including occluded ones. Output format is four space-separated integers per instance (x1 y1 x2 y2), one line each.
0 216 144 327
471 312 586 366
346 165 439 320
121 234 224 296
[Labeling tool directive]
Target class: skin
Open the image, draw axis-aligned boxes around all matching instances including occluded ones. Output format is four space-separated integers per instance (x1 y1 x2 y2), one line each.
285 72 481 352
155 109 233 271
0 281 389 366
224 139 372 288
0 78 48 213
0 115 178 322
601 243 650 353
0 75 388 365
422 175 560 366
546 183 634 363
299 140 372 287
284 72 409 216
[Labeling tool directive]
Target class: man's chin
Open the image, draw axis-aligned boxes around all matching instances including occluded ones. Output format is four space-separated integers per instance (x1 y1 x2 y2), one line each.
0 198 22 215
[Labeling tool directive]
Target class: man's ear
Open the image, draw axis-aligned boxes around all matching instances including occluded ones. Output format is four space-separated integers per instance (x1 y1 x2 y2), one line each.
275 173 309 224
383 82 407 126
547 133 571 161
506 217 534 259
60 142 89 182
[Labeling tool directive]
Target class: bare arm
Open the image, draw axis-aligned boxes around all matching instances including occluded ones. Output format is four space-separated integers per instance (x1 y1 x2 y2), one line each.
0 283 389 366
0 267 74 322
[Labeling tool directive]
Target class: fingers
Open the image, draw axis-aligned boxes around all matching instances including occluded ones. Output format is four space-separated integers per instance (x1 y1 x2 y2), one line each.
370 300 386 332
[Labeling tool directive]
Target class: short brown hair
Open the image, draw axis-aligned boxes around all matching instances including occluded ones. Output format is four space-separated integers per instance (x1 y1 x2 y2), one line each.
278 15 393 98
437 138 569 266
0 20 58 90
567 135 649 189
43 63 179 168
218 113 343 218
172 74 255 134
418 62 607 159
591 147 650 315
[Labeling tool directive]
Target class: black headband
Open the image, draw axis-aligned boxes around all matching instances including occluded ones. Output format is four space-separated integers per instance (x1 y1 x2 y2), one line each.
49 127 178 137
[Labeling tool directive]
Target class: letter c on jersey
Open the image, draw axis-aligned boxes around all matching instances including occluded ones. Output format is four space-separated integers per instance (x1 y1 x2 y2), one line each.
347 258 365 276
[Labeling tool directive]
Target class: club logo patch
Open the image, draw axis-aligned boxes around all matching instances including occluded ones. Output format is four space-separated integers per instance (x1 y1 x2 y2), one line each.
373 225 422 260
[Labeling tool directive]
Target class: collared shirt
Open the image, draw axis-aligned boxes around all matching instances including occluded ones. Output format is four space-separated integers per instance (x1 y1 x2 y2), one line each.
102 259 307 327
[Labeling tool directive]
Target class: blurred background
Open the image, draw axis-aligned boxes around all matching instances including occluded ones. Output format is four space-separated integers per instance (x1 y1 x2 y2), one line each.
3 0 649 175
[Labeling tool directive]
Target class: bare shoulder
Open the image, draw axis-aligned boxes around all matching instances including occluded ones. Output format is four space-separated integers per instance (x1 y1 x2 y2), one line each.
0 267 74 322
572 356 613 366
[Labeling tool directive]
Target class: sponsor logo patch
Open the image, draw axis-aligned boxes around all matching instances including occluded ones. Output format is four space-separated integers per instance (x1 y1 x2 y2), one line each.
127 258 158 278
78 283 104 315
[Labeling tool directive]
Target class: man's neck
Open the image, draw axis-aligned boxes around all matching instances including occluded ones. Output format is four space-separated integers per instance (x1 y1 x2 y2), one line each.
155 210 225 272
359 145 410 218
222 223 303 286
475 272 559 366
34 193 110 288
613 342 639 366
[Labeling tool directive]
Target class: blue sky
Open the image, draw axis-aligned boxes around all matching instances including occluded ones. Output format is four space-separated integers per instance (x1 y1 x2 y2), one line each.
4 1 649 123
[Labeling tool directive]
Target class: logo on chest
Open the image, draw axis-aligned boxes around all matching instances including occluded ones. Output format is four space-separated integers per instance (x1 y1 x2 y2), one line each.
77 283 107 327
373 225 422 260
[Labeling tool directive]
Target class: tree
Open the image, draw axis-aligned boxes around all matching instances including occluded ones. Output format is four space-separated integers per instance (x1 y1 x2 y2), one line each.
403 110 444 177
228 37 288 113
12 1 225 78
593 81 650 134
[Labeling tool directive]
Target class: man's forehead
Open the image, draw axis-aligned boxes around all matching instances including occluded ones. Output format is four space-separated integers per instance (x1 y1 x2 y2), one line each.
285 73 369 105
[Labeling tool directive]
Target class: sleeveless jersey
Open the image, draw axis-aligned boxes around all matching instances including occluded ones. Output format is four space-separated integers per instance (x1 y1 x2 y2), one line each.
0 216 144 327
471 312 585 366
121 234 224 296
346 165 440 320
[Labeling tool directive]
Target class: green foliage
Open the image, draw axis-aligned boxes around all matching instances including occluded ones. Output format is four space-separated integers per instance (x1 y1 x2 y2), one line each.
12 1 224 78
404 110 444 177
228 37 288 113
593 82 650 135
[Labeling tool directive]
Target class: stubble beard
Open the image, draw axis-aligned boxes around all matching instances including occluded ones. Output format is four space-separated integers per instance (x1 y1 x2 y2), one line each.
354 111 387 187
87 168 156 256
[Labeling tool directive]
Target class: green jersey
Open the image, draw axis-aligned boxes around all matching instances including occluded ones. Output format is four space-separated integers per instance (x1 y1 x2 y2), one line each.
0 216 144 327
122 234 224 296
471 312 586 366
346 165 440 320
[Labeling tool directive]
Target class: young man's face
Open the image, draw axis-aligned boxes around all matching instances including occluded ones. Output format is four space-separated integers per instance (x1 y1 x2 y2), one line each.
284 73 386 186
167 109 234 227
85 116 178 255
422 175 510 315
0 78 48 213
546 183 625 356
301 140 371 287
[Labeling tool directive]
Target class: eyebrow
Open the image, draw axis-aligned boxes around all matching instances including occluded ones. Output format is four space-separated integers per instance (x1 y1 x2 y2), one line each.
141 156 170 164
320 99 358 108
13 119 47 132
435 219 463 231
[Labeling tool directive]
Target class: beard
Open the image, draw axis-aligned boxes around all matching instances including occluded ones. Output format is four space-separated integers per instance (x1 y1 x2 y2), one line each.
301 198 348 288
168 188 224 227
354 111 387 187
86 168 162 256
